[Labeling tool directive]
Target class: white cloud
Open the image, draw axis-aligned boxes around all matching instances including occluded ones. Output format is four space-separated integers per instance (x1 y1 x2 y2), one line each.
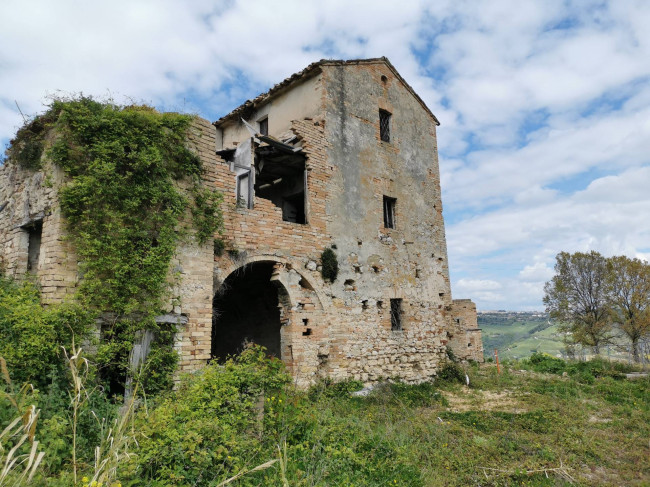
518 262 554 283
1 0 648 311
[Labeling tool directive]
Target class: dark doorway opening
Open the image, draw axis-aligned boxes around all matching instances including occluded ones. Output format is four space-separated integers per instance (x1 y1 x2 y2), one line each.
211 262 283 361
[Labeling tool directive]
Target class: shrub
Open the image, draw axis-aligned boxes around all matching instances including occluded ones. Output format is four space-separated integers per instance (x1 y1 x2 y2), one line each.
320 247 338 282
310 378 364 399
527 352 566 374
0 277 92 389
124 346 290 486
437 362 465 384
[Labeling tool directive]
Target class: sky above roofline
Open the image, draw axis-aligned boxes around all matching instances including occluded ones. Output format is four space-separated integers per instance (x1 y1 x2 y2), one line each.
1 0 649 311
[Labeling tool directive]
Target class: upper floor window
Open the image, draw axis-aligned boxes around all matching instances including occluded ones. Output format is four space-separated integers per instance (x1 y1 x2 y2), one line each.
379 109 391 142
258 117 268 136
383 196 396 229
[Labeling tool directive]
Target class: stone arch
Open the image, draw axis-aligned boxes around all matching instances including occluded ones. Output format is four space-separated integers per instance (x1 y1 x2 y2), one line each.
214 253 329 313
211 255 328 364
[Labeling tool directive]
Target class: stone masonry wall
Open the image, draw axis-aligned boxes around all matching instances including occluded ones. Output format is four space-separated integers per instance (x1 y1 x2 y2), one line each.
318 61 454 383
0 157 78 304
449 299 484 362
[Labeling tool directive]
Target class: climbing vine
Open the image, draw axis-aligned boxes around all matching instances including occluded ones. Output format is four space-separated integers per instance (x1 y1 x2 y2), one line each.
8 97 223 394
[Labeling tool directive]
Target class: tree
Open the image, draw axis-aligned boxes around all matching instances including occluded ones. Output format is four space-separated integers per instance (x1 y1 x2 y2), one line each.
607 255 650 362
543 251 613 355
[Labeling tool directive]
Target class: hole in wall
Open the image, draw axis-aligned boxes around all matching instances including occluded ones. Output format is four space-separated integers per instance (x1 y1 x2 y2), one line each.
302 328 312 336
24 220 43 272
299 277 314 290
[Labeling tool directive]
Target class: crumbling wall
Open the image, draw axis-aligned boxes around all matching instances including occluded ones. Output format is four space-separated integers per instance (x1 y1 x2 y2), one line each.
207 60 470 386
449 299 484 362
0 117 218 376
0 157 78 304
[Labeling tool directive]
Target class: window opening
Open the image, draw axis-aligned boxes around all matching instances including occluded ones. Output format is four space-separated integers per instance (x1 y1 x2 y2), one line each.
218 136 307 224
25 220 43 273
390 298 402 331
258 117 268 136
236 171 252 208
379 109 391 142
255 147 306 224
383 196 396 229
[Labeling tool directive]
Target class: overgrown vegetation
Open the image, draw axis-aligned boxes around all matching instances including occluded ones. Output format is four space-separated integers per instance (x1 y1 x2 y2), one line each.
6 97 223 395
0 277 92 390
1 336 649 485
320 247 338 282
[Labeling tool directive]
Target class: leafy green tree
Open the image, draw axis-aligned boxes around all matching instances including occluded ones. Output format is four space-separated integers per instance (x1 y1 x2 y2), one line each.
543 251 614 355
607 255 650 362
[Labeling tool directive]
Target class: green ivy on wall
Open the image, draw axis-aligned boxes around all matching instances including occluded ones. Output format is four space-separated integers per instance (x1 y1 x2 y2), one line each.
8 97 223 395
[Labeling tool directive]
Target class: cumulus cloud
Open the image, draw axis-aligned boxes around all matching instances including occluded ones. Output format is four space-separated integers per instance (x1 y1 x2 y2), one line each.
1 0 648 311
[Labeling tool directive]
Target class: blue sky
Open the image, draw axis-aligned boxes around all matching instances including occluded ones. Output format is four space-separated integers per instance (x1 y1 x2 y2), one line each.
1 0 649 310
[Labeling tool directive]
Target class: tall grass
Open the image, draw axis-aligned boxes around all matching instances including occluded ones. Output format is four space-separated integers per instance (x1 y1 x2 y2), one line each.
0 358 45 486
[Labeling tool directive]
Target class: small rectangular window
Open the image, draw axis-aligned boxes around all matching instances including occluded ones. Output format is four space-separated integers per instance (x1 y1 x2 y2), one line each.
25 220 43 273
379 109 391 142
383 196 396 229
390 298 402 331
258 118 268 136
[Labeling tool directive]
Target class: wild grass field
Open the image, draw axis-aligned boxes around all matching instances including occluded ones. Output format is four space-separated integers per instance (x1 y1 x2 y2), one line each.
5 348 647 487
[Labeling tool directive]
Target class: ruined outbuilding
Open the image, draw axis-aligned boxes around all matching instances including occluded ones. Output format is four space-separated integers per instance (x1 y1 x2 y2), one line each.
0 57 483 387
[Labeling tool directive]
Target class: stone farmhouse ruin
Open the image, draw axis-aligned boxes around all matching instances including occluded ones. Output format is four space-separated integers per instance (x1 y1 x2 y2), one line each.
0 57 483 387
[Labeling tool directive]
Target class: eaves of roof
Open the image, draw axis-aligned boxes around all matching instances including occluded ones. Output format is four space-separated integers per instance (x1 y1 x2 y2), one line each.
213 57 440 128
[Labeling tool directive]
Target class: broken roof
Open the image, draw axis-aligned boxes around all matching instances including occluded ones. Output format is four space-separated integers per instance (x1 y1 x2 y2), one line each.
213 57 440 128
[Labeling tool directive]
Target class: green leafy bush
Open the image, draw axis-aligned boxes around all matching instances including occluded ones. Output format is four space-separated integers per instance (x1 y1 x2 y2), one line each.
309 378 364 399
124 346 290 486
0 277 92 389
437 362 465 384
527 352 566 374
320 247 338 282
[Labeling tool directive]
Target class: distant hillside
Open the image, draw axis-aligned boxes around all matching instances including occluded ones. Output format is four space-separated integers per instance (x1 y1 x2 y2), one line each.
479 311 565 360
479 311 636 361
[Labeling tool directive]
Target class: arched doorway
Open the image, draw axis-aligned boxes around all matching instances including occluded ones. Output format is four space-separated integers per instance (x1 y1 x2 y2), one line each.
211 261 288 361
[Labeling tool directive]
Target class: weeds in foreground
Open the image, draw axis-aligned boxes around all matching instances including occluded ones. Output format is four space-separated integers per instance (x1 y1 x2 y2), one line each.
1 349 648 486
0 358 45 486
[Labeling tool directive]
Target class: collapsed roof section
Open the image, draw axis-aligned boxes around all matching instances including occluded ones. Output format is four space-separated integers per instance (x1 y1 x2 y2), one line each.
217 123 307 224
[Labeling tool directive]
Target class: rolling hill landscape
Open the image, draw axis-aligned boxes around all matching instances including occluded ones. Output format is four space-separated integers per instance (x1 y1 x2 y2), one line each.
479 311 638 362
